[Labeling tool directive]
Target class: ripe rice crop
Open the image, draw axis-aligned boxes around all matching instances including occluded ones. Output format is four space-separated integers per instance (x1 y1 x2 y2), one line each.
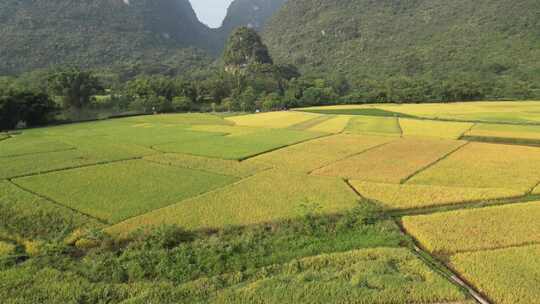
307 115 353 133
14 160 237 223
533 184 540 195
312 138 465 183
202 248 467 303
465 123 540 140
227 111 321 129
402 201 540 255
107 169 359 234
450 245 540 304
351 181 521 210
188 125 264 136
119 113 234 125
0 180 101 241
154 129 324 160
249 134 394 173
408 142 540 193
0 241 15 256
144 153 270 178
399 119 473 139
288 115 335 130
345 115 401 136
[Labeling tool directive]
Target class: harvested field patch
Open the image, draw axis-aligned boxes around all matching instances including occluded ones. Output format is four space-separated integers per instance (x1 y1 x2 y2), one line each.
399 119 473 139
312 138 465 183
408 142 540 193
351 181 521 211
451 245 540 304
107 169 359 234
402 201 540 255
249 134 394 173
14 160 237 223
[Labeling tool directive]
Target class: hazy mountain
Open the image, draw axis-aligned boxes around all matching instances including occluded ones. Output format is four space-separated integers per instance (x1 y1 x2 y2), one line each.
0 0 216 74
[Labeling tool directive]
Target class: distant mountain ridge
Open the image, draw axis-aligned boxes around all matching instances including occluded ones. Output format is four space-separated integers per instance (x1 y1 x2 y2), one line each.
262 0 540 82
0 0 215 74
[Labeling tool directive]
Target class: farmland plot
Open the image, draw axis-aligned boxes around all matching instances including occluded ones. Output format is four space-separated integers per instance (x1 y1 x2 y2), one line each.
345 115 401 136
464 123 540 144
204 248 468 304
450 245 540 304
399 119 473 139
408 142 540 193
119 113 234 126
154 129 324 160
144 153 270 178
249 134 394 173
307 115 353 133
0 180 101 241
227 111 321 129
402 201 540 255
0 136 74 158
14 160 237 223
351 181 521 210
312 138 465 183
107 169 359 235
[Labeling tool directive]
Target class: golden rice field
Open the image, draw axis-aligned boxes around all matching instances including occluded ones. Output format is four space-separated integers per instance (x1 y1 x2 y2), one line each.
107 169 359 235
227 111 321 128
351 181 522 211
408 142 540 193
312 138 465 183
249 134 393 173
450 245 540 304
3 102 540 303
402 201 540 255
399 119 473 139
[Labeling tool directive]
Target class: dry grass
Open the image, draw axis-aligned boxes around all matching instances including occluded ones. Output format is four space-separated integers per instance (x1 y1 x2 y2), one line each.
351 181 522 210
408 142 540 193
312 138 466 183
402 201 540 255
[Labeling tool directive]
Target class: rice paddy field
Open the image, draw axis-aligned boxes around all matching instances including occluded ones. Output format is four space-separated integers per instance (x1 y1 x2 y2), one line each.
2 100 540 303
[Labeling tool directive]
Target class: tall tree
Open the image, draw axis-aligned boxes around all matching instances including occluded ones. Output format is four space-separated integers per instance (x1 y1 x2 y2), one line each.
48 68 103 110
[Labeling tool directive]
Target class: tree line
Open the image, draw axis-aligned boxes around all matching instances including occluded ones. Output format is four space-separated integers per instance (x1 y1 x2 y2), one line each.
1 27 536 130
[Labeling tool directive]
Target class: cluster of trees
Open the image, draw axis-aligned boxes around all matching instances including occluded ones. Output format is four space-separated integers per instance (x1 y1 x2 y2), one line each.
1 27 537 130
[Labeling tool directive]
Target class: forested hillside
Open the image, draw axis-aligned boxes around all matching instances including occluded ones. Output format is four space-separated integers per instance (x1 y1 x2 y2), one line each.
263 0 540 83
220 0 287 34
0 0 215 75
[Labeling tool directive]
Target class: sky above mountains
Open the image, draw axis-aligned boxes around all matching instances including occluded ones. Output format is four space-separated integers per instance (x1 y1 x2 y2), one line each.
190 0 235 28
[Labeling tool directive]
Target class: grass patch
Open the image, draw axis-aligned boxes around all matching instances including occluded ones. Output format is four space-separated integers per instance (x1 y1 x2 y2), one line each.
14 160 237 223
107 169 360 235
399 119 473 139
408 142 540 193
345 115 402 136
154 129 324 160
0 241 16 256
0 136 74 158
450 245 540 304
313 138 465 183
0 180 101 241
402 201 540 255
249 134 394 173
351 181 522 211
143 153 271 178
307 115 353 133
227 111 321 129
